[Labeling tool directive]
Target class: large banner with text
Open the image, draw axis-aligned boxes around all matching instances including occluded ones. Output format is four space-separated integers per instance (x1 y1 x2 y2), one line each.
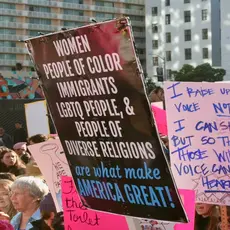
165 81 230 205
25 18 187 221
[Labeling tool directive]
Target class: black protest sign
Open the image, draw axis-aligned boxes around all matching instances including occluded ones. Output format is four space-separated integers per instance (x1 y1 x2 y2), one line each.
26 18 187 222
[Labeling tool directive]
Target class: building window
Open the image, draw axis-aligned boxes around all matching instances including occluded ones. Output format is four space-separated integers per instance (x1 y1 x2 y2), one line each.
152 40 158 49
152 7 158 16
185 48 192 60
129 15 144 21
202 28 208 39
184 11 191 22
95 0 114 7
0 41 16 47
29 18 51 25
184 0 190 3
152 25 158 33
0 16 16 22
202 9 208 20
203 48 209 59
0 54 16 59
167 69 172 79
0 3 15 9
28 6 51 13
166 32 171 43
153 57 159 66
64 0 83 3
63 9 84 16
137 49 144 55
165 14 171 25
95 13 114 19
184 29 191 41
165 0 170 6
63 21 83 27
166 51 172 61
0 29 16 34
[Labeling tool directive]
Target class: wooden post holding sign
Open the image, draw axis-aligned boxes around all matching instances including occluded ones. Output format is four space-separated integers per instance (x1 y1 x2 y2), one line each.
25 17 188 222
220 206 228 230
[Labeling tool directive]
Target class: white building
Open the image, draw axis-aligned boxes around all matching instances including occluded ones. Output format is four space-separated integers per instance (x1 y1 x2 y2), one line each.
145 0 230 81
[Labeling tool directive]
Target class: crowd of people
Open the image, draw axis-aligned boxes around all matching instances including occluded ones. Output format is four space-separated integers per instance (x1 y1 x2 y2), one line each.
0 126 64 230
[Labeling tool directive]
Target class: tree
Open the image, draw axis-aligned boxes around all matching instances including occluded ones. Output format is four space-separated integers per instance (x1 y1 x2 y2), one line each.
16 63 23 71
143 73 157 95
173 63 226 82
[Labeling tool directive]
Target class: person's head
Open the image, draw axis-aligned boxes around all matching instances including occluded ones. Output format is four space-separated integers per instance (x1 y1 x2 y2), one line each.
0 147 8 154
13 142 27 156
40 193 57 227
25 162 43 178
0 173 16 182
148 87 164 103
0 221 14 230
10 176 49 213
28 134 48 145
195 203 219 230
196 203 213 216
0 150 25 168
15 122 22 129
0 127 5 136
0 180 16 219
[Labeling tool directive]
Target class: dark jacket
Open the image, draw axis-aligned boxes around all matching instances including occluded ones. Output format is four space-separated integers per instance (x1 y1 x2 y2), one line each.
13 128 27 144
7 166 26 176
0 133 13 149
30 219 51 230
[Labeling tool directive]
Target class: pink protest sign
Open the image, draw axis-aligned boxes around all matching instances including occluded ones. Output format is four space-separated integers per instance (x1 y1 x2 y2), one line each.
151 104 168 136
61 176 129 230
175 189 195 230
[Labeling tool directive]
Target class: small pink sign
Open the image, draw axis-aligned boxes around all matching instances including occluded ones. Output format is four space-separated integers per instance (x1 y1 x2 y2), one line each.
175 189 195 230
151 104 168 135
61 176 129 230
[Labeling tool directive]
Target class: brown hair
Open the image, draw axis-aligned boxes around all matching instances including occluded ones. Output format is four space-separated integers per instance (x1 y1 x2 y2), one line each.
28 134 48 144
0 150 26 169
0 179 17 219
195 205 219 230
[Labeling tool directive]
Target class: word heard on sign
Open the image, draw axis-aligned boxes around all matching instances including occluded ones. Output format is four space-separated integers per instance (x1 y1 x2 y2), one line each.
25 17 187 222
165 81 230 205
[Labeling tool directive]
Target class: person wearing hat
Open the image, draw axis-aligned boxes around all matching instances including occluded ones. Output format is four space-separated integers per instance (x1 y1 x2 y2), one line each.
13 142 31 164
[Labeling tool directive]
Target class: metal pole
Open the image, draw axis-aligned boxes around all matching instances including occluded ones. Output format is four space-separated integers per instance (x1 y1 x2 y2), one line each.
163 57 167 81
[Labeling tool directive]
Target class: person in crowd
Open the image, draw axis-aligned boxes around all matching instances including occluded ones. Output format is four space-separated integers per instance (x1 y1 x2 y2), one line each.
0 180 17 220
195 203 219 230
148 87 164 103
31 193 57 230
13 122 27 144
25 162 43 179
13 142 31 164
0 127 13 149
10 176 49 230
0 173 16 182
28 134 48 145
0 149 26 176
0 220 14 230
52 212 64 230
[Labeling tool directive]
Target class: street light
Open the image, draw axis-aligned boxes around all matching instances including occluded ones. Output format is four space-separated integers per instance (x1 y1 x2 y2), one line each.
153 54 167 82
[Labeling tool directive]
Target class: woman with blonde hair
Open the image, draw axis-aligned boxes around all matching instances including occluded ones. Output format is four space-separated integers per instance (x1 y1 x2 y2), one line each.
0 179 17 220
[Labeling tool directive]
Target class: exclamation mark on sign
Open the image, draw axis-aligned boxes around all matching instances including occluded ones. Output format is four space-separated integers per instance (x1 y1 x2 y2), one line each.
165 186 175 208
